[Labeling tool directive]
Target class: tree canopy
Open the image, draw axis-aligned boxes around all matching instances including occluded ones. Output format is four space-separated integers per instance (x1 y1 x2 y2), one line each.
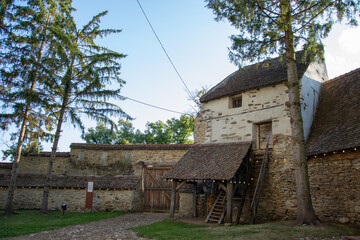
83 115 195 145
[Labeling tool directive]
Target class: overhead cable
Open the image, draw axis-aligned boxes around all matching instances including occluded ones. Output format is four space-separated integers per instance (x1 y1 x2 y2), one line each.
135 0 195 100
123 96 191 116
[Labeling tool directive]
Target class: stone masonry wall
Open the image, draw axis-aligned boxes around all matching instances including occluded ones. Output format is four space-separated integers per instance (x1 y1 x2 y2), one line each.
240 146 360 225
308 151 360 224
239 135 297 223
0 187 140 212
0 146 189 212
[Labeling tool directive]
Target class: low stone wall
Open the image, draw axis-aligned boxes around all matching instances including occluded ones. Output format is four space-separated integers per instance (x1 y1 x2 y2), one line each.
308 150 360 224
0 187 141 212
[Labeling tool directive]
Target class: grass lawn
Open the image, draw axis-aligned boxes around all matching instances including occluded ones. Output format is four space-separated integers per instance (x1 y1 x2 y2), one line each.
0 210 125 238
132 219 360 240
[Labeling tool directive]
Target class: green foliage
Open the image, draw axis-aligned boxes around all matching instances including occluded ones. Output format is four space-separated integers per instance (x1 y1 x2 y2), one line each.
82 122 117 144
132 219 360 240
0 0 72 157
0 210 125 238
83 115 194 145
206 0 360 66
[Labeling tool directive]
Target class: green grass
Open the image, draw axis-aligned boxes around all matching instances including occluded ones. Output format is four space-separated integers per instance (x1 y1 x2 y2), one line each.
0 210 125 238
132 219 360 240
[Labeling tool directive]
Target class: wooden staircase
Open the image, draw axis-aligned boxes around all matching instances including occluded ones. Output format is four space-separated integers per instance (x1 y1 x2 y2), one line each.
250 138 270 224
205 190 226 224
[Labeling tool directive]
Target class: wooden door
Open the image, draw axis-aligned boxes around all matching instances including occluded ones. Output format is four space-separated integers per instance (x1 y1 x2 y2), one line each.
257 122 273 149
143 164 179 212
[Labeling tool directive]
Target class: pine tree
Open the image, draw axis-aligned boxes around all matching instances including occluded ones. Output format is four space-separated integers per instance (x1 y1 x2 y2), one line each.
39 10 128 214
1 0 73 214
205 0 359 225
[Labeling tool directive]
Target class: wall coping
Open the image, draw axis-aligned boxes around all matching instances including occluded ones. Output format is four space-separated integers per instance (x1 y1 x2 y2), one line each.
70 143 193 151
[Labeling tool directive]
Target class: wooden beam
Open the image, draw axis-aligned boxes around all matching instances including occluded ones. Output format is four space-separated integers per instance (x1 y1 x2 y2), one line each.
176 181 186 192
170 181 177 219
225 182 233 224
218 183 227 192
192 183 197 217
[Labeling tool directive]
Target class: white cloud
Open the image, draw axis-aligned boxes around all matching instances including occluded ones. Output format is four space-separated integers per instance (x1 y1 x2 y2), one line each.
338 27 360 54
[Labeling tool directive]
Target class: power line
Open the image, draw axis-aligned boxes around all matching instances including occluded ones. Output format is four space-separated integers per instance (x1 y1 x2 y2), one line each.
123 96 191 116
135 0 195 100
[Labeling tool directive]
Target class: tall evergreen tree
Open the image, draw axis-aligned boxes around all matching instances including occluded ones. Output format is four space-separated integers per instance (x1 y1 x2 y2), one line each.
1 0 73 214
39 10 128 214
205 0 359 225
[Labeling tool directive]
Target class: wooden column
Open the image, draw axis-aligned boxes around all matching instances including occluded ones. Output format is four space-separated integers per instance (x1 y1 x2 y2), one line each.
192 183 197 217
170 180 177 218
225 182 233 224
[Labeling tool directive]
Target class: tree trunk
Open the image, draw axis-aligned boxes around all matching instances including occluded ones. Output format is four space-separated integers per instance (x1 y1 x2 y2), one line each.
39 87 69 214
281 0 319 225
4 12 52 215
4 108 29 214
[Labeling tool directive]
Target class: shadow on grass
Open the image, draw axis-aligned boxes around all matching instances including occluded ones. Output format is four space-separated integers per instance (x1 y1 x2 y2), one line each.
132 219 360 240
0 210 125 238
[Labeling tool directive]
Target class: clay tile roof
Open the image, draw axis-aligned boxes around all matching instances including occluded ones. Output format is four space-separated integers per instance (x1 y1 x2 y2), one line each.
306 68 360 156
0 173 140 190
200 51 309 103
70 143 193 151
163 141 252 180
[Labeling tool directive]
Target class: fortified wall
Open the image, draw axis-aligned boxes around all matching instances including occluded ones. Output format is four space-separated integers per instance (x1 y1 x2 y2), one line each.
0 144 191 212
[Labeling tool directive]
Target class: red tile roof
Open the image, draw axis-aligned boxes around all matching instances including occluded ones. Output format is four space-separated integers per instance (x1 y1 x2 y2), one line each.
163 141 252 180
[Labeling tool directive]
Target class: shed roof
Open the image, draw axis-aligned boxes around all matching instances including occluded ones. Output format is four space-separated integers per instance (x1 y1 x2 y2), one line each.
163 141 252 181
0 173 140 190
200 51 309 103
306 68 360 156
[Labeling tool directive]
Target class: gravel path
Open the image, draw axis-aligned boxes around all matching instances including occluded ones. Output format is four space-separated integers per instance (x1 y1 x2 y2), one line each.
4 213 167 240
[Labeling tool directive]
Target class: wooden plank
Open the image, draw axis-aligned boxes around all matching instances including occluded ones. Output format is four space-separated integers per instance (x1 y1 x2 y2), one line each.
147 170 171 200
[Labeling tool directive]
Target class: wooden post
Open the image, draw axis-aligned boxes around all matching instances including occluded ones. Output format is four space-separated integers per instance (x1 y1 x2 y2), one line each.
170 180 177 218
226 182 233 224
192 183 197 217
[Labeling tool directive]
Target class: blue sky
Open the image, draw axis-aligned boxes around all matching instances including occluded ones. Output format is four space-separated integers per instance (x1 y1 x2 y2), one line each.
1 0 360 159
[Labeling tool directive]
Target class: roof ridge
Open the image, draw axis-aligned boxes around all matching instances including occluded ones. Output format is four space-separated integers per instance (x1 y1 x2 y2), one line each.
324 67 360 85
200 51 308 103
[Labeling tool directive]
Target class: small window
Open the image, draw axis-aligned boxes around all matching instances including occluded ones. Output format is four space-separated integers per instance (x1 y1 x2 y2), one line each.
230 95 242 108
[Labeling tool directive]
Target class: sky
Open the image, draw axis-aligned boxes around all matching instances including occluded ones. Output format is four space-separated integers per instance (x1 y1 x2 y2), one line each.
1 0 360 160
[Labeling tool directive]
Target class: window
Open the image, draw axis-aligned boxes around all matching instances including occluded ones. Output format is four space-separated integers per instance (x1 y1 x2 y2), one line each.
230 95 242 108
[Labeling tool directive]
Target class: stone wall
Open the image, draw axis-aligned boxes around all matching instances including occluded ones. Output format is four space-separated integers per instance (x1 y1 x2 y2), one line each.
0 187 141 212
308 150 360 224
0 144 190 212
10 145 190 177
240 146 360 225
